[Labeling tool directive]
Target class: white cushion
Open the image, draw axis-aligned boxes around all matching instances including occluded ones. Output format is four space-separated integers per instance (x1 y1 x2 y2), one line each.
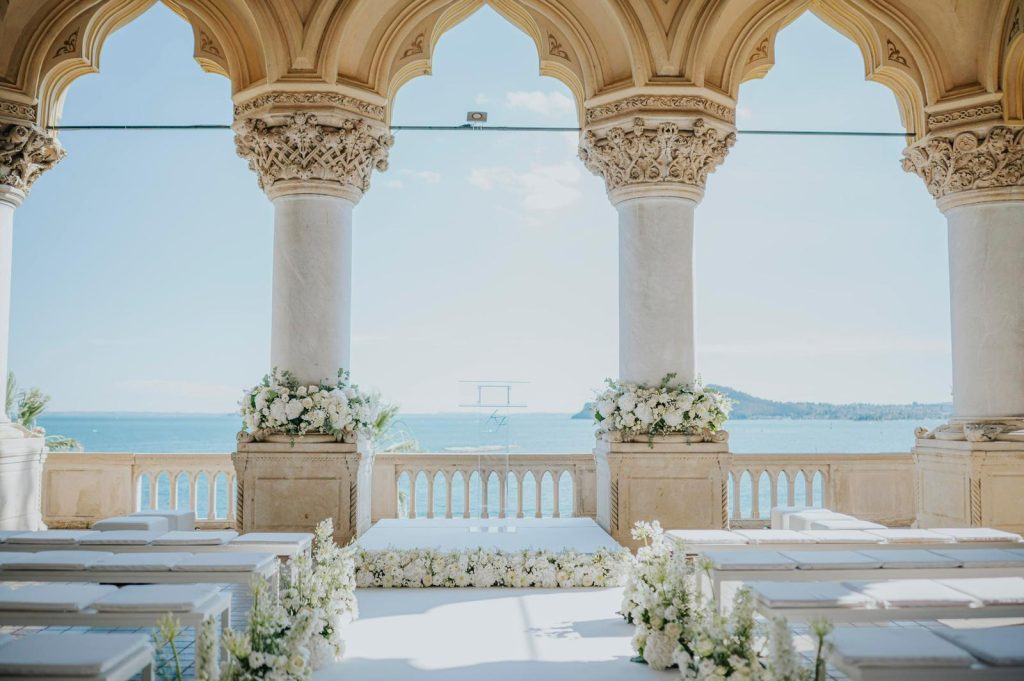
930 527 1024 543
88 552 194 572
92 584 221 612
131 510 196 531
801 530 882 544
786 511 852 531
0 553 33 567
935 627 1024 666
770 505 813 530
231 532 313 545
734 529 814 544
931 548 1024 568
829 628 975 668
0 531 24 543
0 634 11 647
173 552 275 572
703 550 796 570
0 632 152 676
866 529 953 544
666 530 747 546
152 530 239 546
0 584 116 612
5 530 100 545
857 549 962 569
79 530 164 546
807 519 886 531
844 579 978 607
936 577 1024 605
779 550 883 570
749 580 873 608
1 551 114 570
93 516 169 533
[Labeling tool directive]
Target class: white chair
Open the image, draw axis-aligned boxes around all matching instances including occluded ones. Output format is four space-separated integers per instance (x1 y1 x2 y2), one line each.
92 516 170 533
0 632 154 681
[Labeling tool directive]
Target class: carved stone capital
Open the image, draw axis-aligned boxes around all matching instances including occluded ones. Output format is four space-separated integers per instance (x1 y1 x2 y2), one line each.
0 123 64 200
902 126 1024 209
234 111 393 202
579 117 735 203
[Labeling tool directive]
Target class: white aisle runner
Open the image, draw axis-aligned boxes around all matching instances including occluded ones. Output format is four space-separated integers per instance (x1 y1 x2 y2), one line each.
356 518 622 553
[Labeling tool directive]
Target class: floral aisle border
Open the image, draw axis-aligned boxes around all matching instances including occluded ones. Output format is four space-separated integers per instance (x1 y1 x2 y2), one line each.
354 546 631 588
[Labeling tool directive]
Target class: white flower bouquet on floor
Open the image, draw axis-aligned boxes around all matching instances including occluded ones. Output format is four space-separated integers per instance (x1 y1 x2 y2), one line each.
239 368 380 443
594 373 731 443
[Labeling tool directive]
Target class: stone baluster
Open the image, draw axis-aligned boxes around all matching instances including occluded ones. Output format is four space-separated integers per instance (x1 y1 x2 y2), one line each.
904 121 1024 531
0 113 64 530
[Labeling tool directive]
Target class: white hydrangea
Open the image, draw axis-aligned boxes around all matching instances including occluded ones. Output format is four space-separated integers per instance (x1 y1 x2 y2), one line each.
592 373 732 441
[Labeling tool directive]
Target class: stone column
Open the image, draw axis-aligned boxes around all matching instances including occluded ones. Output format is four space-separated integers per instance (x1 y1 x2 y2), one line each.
0 118 64 530
232 95 391 542
579 99 736 543
904 124 1024 531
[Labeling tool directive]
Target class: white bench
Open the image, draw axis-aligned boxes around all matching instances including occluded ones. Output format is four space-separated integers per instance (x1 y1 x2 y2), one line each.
0 632 154 681
748 576 1024 622
828 626 1024 680
130 510 195 531
0 529 311 559
668 527 1023 554
92 516 169 533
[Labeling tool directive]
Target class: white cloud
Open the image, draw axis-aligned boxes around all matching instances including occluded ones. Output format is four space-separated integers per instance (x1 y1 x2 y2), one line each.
401 169 441 184
474 93 492 105
505 90 575 117
382 179 404 189
468 161 582 211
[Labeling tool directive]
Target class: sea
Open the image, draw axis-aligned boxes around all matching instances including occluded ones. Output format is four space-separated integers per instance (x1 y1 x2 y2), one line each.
38 413 941 521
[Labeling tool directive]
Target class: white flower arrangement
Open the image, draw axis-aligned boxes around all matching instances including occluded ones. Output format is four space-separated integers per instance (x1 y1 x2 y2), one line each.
354 546 630 589
239 368 381 443
593 374 731 443
281 519 359 670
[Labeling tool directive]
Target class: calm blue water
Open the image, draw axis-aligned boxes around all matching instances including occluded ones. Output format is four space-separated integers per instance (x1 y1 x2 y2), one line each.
38 413 941 521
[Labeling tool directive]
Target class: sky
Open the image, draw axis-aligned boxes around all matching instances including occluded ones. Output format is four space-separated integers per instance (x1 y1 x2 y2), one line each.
10 4 951 414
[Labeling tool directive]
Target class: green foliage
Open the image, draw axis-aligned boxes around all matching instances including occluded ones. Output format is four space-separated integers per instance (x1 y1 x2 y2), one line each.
6 371 83 451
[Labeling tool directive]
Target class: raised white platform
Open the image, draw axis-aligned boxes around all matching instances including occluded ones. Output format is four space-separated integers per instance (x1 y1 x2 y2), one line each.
357 518 622 553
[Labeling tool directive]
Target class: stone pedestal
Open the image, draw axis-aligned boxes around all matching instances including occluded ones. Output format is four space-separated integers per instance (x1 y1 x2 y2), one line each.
232 436 372 544
914 436 1024 533
0 423 47 530
595 433 731 548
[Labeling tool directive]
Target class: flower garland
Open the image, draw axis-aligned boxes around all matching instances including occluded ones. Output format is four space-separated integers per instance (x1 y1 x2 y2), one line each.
354 546 630 588
240 368 381 442
594 374 731 442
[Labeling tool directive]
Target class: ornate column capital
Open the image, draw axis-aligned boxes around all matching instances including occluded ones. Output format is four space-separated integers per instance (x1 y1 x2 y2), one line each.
234 109 392 202
579 116 735 204
0 122 65 205
902 125 1024 211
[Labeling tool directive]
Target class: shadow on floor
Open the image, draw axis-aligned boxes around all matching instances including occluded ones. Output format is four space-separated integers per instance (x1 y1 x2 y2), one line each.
315 656 660 681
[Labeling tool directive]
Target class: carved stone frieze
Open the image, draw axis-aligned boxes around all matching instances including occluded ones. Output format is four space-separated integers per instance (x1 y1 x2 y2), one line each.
585 95 735 125
233 92 386 123
0 123 64 194
927 103 1003 132
579 117 735 200
901 126 1024 199
0 100 37 123
234 111 392 200
915 419 1024 442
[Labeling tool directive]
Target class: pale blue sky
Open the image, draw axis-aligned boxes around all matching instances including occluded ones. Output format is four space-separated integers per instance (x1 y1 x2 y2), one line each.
11 4 950 413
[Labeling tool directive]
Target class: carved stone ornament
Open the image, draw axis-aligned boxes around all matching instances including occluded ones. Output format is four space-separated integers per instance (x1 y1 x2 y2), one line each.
233 92 385 123
234 112 393 200
915 419 1024 442
901 126 1024 200
585 95 735 125
579 117 735 200
0 123 65 194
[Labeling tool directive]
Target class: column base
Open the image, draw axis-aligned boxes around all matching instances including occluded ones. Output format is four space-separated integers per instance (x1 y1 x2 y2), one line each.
0 421 47 531
233 436 372 545
913 437 1024 532
595 433 731 548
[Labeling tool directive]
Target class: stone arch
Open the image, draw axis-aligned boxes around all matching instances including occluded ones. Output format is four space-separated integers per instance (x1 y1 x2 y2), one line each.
1002 1 1024 120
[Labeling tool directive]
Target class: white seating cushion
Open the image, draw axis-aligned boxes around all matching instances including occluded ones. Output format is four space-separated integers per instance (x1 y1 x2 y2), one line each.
5 530 100 545
807 519 887 531
779 550 883 570
935 627 1024 666
866 529 953 544
0 584 117 612
844 579 978 607
857 549 962 569
93 584 221 612
0 553 33 567
749 581 873 608
801 530 882 544
770 505 813 530
703 550 797 570
131 510 196 531
93 516 169 533
231 532 313 545
0 531 24 543
937 577 1024 605
930 527 1024 543
734 529 814 544
2 550 114 570
0 633 152 676
88 552 194 572
174 552 275 572
79 530 165 545
931 548 1024 568
152 530 239 546
829 628 975 668
785 511 853 531
666 530 747 546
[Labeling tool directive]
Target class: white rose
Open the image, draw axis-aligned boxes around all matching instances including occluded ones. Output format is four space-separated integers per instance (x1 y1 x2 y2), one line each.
663 410 684 427
597 400 616 418
269 399 287 424
285 399 304 420
634 403 653 424
617 393 637 412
